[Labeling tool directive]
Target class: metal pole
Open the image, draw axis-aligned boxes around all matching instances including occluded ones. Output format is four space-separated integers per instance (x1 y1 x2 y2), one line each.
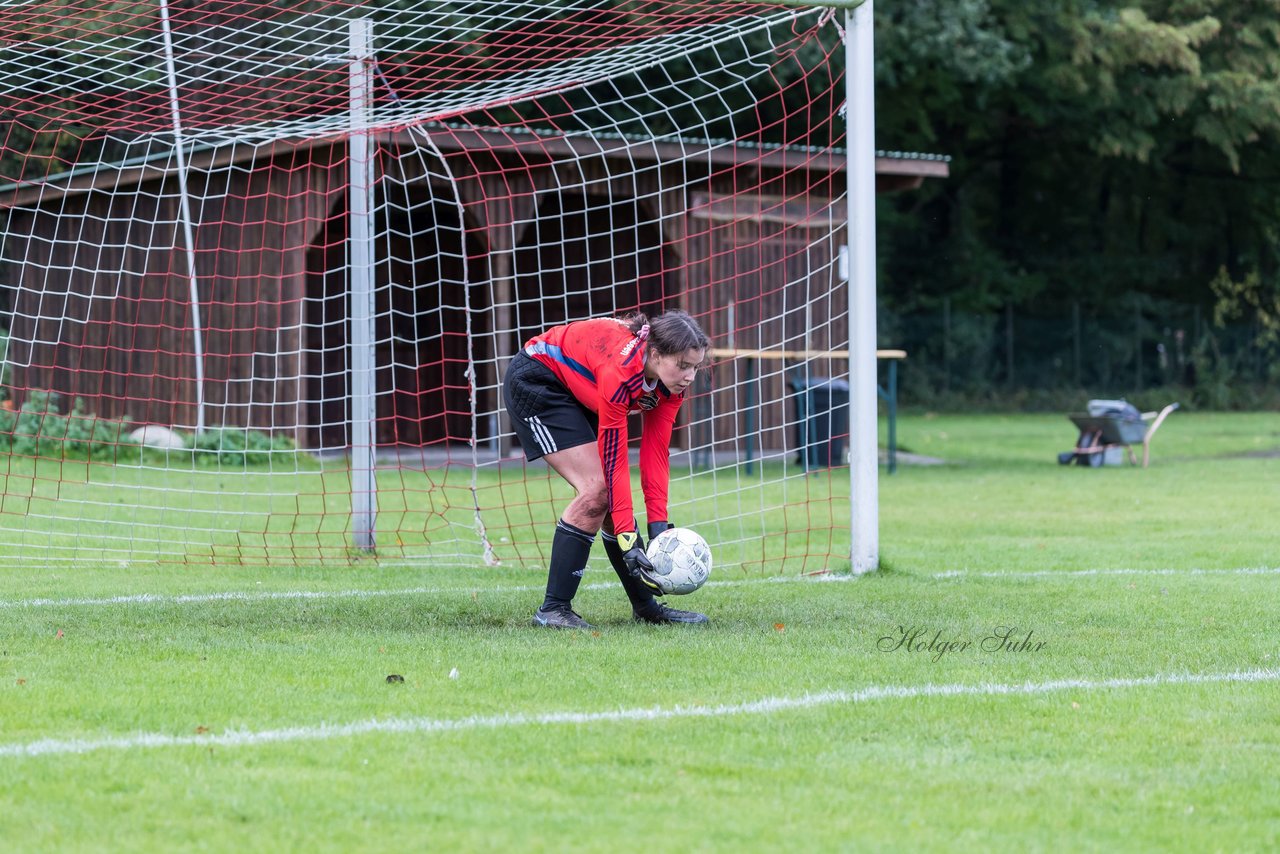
886 358 897 475
158 0 206 434
349 19 377 550
1072 301 1081 386
846 1 878 573
1134 295 1143 390
942 295 951 395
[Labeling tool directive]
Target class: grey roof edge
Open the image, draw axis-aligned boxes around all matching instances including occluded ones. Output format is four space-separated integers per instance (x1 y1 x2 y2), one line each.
0 122 948 199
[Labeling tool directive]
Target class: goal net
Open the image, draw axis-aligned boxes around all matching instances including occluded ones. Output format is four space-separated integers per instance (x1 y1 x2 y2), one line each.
0 0 855 572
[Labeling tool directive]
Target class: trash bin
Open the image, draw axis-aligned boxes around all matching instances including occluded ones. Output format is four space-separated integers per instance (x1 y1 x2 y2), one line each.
789 377 849 468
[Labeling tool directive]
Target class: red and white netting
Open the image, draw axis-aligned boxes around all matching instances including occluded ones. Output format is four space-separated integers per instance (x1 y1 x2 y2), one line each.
0 0 852 570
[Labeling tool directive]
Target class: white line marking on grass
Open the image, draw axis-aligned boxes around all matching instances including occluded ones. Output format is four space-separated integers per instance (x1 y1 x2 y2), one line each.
0 573 857 610
6 565 1277 611
4 565 1277 610
2 668 1275 759
933 567 1280 579
2 586 511 609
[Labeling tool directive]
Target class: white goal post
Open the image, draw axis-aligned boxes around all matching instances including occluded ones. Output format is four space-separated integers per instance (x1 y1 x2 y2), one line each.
845 0 879 572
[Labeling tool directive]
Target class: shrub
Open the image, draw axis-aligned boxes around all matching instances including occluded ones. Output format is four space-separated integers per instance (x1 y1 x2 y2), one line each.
5 391 133 461
0 391 299 467
186 425 298 467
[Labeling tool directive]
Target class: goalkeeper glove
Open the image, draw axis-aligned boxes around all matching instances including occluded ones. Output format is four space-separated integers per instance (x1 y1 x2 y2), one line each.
617 530 664 596
647 520 674 540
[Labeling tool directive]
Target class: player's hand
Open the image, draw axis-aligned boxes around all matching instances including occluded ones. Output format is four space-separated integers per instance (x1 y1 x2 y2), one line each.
647 520 674 540
617 531 664 596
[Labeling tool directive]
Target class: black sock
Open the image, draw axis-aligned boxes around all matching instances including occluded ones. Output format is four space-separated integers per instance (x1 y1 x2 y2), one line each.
541 519 595 610
601 530 659 614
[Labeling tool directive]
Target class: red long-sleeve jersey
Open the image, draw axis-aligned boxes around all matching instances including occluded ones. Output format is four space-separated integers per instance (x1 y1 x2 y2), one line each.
523 318 683 535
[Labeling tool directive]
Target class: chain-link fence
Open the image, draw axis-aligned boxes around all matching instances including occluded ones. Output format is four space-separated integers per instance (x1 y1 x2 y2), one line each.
881 296 1278 410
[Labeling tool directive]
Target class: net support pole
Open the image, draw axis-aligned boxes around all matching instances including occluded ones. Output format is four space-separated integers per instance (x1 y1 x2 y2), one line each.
349 18 377 551
158 0 206 434
845 0 878 572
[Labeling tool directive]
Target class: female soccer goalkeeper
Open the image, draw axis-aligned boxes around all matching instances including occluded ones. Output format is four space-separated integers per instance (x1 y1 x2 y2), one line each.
502 309 710 629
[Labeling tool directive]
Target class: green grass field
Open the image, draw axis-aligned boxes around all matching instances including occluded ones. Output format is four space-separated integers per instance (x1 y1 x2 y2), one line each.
2 412 1278 851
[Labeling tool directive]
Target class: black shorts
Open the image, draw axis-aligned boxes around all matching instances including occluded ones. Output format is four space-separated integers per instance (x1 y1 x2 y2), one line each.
503 351 599 461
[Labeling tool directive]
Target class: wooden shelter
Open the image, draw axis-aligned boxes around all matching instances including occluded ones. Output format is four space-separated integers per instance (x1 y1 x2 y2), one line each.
0 128 946 453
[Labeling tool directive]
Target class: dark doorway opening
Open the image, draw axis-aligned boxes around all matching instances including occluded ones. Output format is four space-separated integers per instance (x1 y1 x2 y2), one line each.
512 192 669 347
303 185 489 451
511 191 671 450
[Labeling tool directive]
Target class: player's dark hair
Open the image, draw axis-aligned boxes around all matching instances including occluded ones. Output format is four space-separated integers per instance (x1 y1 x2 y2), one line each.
617 309 709 355
619 311 649 335
648 310 710 356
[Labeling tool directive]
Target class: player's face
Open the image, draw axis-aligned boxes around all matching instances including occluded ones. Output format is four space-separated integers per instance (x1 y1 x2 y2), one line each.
648 347 706 394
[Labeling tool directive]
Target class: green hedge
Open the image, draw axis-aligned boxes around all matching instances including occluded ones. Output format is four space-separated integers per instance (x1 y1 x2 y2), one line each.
0 391 299 466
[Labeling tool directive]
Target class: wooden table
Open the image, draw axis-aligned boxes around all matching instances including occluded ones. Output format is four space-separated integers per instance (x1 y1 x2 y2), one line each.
704 348 906 474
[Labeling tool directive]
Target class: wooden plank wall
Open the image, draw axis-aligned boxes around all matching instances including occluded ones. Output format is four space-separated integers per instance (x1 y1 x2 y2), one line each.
4 148 340 437
683 176 847 457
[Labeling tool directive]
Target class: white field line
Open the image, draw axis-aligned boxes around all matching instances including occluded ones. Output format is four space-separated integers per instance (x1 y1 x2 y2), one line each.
2 668 1275 759
0 573 855 609
2 565 1277 610
932 567 1280 579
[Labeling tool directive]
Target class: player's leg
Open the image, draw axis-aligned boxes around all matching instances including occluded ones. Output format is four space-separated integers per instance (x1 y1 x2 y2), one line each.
502 353 604 628
532 442 608 626
542 443 609 535
600 516 709 625
599 515 654 611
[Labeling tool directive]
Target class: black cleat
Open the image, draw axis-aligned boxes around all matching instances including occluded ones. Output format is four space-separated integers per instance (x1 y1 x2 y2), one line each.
633 603 709 625
532 605 595 630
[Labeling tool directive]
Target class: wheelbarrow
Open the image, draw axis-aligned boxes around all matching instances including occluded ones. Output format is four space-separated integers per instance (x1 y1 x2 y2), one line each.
1059 399 1180 468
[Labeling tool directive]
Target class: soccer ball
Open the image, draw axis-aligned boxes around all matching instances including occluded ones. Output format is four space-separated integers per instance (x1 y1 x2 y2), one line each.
645 527 712 595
